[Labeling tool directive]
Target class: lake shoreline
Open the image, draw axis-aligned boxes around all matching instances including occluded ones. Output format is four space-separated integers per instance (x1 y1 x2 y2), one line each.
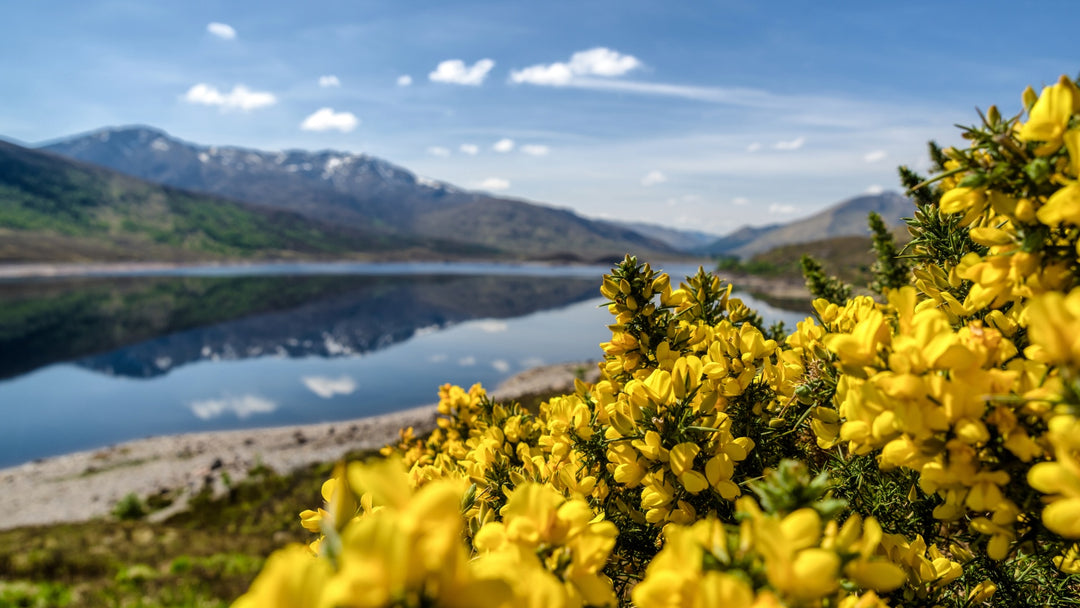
0 361 599 531
0 257 706 280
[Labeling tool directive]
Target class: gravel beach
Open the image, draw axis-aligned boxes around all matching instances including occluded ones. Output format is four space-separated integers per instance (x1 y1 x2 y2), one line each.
0 361 598 530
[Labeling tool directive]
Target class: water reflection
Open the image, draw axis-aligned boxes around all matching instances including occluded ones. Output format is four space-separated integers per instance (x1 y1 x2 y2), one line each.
0 264 812 467
0 273 599 380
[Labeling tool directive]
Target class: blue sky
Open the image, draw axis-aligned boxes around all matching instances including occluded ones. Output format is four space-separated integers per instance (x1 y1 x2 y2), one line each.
1 1 1076 234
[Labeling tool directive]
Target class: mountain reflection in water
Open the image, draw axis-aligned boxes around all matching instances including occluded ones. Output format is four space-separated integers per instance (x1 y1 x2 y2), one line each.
0 273 599 380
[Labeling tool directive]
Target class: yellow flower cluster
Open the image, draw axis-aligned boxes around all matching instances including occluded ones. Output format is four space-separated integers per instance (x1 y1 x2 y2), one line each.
235 77 1080 607
783 76 1080 587
236 458 617 608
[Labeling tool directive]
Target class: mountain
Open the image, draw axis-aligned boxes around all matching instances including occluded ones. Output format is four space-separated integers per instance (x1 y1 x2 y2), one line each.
0 138 495 263
604 220 720 252
43 126 677 261
698 192 913 259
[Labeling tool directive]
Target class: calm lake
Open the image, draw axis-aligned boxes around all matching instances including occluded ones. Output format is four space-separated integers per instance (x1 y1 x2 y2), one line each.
0 262 810 467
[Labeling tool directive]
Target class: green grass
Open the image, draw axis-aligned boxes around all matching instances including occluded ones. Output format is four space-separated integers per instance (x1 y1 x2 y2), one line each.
0 458 339 607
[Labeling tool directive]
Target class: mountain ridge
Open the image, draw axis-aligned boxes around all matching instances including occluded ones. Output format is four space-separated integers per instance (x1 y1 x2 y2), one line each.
42 126 678 261
697 191 913 259
0 137 498 263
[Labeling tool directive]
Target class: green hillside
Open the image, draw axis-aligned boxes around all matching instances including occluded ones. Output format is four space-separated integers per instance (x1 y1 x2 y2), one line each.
0 140 496 263
717 226 911 286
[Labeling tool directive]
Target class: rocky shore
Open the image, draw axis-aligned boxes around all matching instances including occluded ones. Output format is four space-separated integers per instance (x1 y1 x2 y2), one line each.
0 362 598 530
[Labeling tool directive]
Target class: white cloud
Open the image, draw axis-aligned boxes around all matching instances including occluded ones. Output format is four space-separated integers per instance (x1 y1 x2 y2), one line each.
732 197 749 206
459 356 477 366
300 108 359 132
865 184 885 195
183 84 276 111
301 375 357 399
318 75 341 88
510 63 575 86
768 203 798 215
774 137 806 151
492 138 515 153
429 353 448 363
746 142 762 152
478 177 511 191
492 359 511 373
189 395 275 420
206 22 236 40
397 74 413 87
641 170 668 187
510 47 641 86
569 47 642 76
427 146 451 157
864 150 887 163
459 143 479 156
429 58 495 85
521 144 550 156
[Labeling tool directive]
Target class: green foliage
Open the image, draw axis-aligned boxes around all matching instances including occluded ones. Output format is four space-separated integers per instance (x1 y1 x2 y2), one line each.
112 493 147 521
868 210 911 294
799 254 851 304
0 581 72 608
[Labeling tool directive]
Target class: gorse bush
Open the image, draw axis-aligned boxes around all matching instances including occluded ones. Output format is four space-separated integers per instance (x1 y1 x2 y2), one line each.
233 77 1080 607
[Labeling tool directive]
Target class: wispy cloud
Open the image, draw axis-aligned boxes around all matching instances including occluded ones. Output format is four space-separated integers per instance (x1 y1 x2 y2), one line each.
732 197 749 205
206 22 236 40
189 395 275 420
318 75 341 88
521 144 550 156
492 138 514 153
746 142 762 152
492 359 510 373
397 75 413 87
429 59 495 85
641 170 667 186
769 203 798 215
865 184 885 195
427 146 451 157
300 108 358 132
301 375 357 399
511 47 641 86
517 77 927 131
183 84 276 111
774 136 806 151
459 143 478 155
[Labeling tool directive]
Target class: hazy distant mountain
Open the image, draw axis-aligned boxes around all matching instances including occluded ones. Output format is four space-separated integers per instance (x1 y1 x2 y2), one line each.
0 138 490 263
604 220 719 252
43 126 676 261
698 192 913 259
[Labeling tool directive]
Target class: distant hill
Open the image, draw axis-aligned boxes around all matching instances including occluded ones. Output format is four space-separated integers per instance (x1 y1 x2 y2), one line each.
604 220 719 252
697 192 913 259
43 126 677 261
0 138 495 263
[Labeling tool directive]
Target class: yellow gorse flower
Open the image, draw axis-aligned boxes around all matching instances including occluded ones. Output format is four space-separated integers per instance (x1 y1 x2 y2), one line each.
237 75 1080 607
